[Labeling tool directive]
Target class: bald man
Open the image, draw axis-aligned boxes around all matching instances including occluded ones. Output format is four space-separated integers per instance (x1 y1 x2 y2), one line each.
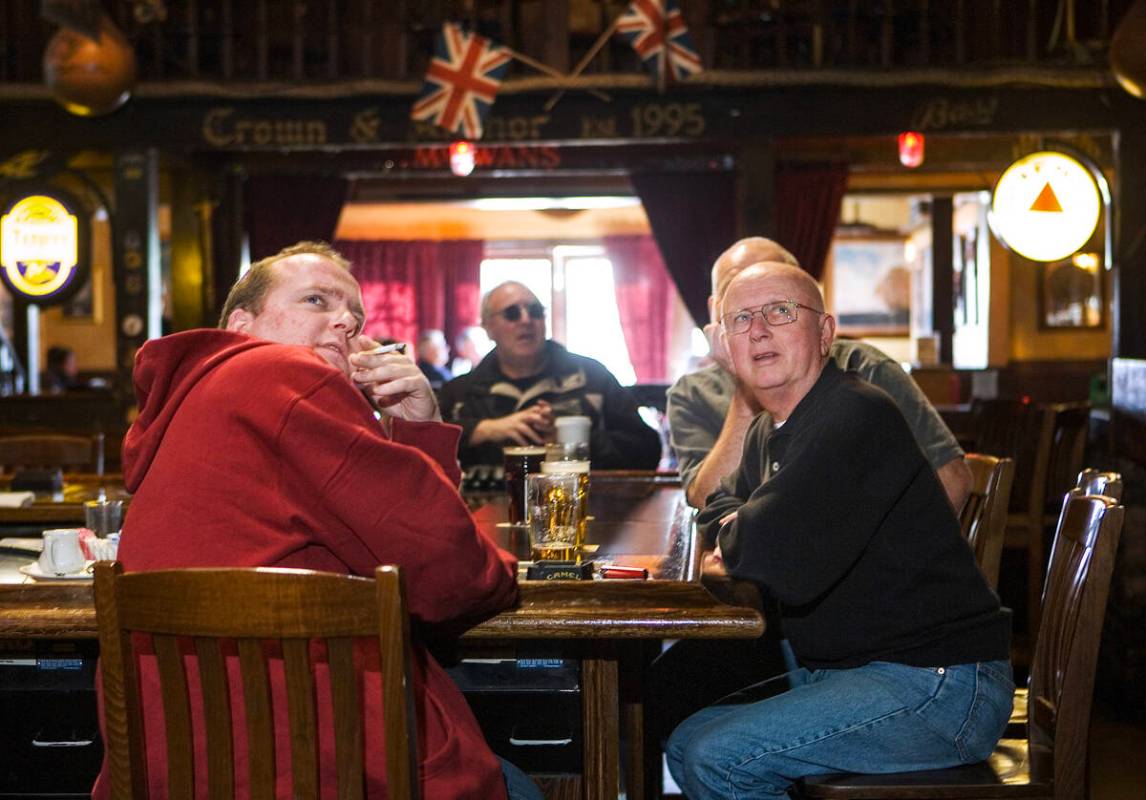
667 237 971 510
666 262 1011 800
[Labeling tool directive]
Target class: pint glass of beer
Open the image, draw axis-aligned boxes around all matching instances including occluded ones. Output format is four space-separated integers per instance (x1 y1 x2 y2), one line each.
541 457 588 550
526 472 584 561
503 445 547 525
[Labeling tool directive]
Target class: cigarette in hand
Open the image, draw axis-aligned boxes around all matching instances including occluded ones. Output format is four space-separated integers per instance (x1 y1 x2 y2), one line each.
362 342 407 356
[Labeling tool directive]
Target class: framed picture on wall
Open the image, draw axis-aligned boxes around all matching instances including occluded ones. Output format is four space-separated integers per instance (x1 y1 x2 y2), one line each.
829 234 911 336
1038 254 1105 329
60 275 98 323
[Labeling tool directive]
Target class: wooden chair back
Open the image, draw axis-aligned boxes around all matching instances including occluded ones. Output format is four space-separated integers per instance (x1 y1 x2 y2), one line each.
0 432 104 472
959 454 1015 591
1076 468 1123 502
94 562 420 800
1038 404 1091 520
1028 494 1124 796
796 493 1124 799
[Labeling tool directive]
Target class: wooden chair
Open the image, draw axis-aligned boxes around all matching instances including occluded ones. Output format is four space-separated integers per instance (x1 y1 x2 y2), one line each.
94 562 420 799
972 401 1090 647
1007 469 1124 736
960 454 1016 591
1075 469 1123 502
796 493 1124 800
0 432 105 472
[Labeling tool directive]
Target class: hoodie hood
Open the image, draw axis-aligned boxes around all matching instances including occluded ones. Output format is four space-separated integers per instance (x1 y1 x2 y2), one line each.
123 330 295 491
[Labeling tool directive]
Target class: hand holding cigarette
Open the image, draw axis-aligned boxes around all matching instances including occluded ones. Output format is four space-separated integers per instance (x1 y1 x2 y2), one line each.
349 336 441 423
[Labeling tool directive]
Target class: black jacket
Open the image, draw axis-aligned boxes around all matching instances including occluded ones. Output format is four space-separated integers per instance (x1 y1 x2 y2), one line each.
438 341 662 469
699 361 1010 670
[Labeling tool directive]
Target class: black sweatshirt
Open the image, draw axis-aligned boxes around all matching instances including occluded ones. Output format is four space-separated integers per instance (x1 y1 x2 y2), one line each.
698 361 1011 670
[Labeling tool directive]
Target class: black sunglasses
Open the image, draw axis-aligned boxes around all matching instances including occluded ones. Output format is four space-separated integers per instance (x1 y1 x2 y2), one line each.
495 302 545 322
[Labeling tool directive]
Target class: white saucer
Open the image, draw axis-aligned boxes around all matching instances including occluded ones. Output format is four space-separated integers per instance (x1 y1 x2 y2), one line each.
18 561 94 581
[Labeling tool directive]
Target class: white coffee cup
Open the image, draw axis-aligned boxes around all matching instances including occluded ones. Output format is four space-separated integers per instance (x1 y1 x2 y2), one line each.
39 529 86 576
555 415 591 446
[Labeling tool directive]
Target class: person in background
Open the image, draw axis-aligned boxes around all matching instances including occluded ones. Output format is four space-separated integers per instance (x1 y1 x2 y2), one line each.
42 345 85 393
667 261 1012 799
438 280 662 469
416 328 454 390
92 241 541 800
668 237 972 511
649 237 974 745
450 324 492 376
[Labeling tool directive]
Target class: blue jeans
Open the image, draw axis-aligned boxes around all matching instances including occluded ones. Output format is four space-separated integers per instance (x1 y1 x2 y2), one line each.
666 660 1014 800
500 757 544 800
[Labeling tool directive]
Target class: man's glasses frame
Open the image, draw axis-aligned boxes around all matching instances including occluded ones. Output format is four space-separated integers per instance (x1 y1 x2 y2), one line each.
721 300 823 335
494 302 546 322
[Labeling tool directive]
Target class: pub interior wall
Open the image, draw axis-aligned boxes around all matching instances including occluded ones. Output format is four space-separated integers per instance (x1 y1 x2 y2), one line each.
1007 248 1113 361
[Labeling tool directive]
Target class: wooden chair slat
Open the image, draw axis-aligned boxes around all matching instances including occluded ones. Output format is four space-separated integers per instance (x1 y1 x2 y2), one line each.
377 566 420 799
238 638 277 800
329 636 365 800
283 638 319 800
153 634 194 800
193 636 235 798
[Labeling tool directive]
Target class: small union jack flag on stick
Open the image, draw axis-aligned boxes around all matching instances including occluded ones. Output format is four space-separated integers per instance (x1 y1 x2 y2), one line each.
411 22 513 139
617 0 703 87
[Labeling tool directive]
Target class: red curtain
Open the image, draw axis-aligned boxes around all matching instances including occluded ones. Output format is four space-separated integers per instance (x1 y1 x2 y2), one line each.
630 170 737 328
604 235 674 383
333 240 483 349
247 176 349 261
775 163 849 280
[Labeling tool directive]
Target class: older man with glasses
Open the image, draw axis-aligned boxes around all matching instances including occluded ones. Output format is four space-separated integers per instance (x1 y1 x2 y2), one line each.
666 260 1013 800
439 280 662 469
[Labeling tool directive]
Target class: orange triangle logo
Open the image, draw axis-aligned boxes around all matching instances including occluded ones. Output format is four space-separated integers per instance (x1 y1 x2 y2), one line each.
1029 182 1063 213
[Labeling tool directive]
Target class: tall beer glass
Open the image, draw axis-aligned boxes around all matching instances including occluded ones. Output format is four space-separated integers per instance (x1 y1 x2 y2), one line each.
503 445 546 525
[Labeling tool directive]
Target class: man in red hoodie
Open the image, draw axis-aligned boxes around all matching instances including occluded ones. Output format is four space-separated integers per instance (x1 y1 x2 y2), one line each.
94 241 540 799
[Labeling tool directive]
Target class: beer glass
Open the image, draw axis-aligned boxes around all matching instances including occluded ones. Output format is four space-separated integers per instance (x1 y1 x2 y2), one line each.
503 445 546 525
526 472 584 562
541 453 589 551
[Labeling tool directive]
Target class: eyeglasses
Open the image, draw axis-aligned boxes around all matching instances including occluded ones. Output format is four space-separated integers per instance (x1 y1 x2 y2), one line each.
721 300 822 335
494 302 546 322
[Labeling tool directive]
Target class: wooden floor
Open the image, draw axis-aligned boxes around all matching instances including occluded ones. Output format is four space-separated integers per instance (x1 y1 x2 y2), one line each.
661 697 1146 798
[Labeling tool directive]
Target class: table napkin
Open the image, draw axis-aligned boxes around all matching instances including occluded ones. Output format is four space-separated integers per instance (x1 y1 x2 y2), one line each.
0 491 35 508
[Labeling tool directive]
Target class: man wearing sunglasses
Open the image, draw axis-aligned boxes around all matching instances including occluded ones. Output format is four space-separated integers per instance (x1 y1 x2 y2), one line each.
438 280 662 469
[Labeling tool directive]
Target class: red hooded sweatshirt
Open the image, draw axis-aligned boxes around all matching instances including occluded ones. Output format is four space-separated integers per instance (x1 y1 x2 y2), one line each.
92 329 518 799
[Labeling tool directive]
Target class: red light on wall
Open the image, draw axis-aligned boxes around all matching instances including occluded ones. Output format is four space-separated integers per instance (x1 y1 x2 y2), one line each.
898 131 925 168
449 140 475 176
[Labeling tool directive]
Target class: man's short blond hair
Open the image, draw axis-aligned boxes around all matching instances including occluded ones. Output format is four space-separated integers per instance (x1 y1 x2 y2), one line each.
218 241 351 328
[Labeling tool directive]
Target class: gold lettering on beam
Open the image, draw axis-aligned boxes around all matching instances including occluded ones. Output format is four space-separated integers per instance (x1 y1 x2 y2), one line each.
203 108 235 146
202 107 329 147
910 97 999 131
580 116 618 138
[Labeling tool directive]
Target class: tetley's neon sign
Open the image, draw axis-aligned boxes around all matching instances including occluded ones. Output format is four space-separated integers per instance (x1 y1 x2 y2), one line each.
0 194 80 301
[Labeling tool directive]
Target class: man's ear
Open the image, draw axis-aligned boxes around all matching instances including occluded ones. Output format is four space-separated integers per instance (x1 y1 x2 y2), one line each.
819 313 837 357
225 307 254 333
707 294 718 324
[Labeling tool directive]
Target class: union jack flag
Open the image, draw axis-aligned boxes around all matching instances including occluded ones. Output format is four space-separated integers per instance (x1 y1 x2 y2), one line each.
616 0 703 83
410 23 512 139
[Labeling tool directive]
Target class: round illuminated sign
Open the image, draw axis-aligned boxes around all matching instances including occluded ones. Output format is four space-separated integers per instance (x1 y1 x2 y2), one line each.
0 193 81 303
990 151 1102 262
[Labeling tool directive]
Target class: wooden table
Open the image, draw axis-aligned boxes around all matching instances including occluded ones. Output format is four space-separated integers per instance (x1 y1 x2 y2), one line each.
0 472 762 800
0 473 129 527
